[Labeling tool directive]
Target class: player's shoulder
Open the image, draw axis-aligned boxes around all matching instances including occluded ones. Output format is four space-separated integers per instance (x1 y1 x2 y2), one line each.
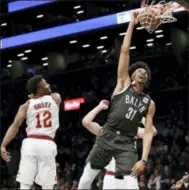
19 102 29 110
51 93 61 99
150 99 155 105
142 91 150 98
141 92 152 104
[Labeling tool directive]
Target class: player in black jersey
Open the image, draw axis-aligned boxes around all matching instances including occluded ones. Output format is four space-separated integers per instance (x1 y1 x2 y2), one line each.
78 12 156 189
80 100 157 189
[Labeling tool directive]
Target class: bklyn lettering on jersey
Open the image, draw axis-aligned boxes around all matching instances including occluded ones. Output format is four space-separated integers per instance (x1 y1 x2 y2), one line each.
125 95 148 113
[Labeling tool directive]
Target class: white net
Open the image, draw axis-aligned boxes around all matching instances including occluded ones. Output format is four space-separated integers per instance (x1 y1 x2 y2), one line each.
138 1 177 33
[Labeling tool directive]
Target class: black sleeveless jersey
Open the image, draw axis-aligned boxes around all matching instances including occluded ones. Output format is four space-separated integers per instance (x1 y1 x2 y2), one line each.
104 87 151 137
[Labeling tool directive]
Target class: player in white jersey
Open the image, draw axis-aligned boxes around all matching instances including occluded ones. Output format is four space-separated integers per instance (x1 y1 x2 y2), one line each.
1 75 61 190
81 100 157 189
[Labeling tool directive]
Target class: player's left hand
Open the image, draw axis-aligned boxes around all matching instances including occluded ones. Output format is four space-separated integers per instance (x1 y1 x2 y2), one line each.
98 100 109 110
131 160 145 177
1 146 11 162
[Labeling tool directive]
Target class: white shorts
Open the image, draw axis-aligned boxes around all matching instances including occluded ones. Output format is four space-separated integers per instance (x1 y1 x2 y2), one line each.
103 172 116 189
103 172 139 189
16 138 57 186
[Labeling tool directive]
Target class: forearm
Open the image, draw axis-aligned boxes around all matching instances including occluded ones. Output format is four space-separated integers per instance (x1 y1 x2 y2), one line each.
122 21 135 51
85 123 102 136
1 125 19 147
82 105 102 124
141 132 154 161
82 105 103 136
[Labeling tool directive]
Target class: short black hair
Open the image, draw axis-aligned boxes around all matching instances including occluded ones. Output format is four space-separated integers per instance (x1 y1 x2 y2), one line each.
128 61 151 88
27 75 43 94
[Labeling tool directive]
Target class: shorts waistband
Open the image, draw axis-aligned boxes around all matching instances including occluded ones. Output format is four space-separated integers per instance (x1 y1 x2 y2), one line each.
106 171 115 176
27 135 54 141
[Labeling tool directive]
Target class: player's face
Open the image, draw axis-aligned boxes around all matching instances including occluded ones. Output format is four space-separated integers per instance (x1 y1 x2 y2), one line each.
132 68 148 84
38 79 51 95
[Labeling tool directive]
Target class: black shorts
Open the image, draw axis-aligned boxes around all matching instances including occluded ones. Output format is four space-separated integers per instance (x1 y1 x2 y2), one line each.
86 127 138 176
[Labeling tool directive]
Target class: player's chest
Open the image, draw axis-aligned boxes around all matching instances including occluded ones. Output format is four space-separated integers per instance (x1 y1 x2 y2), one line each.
113 93 149 116
125 94 148 112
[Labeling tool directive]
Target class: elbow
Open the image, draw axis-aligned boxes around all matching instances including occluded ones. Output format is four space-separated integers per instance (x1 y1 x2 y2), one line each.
82 119 91 128
145 129 154 137
153 128 158 136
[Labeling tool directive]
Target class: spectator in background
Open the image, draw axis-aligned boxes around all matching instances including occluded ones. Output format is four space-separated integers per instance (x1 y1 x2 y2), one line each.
184 131 189 144
139 181 146 190
171 141 181 158
156 141 168 155
145 163 154 179
71 180 78 190
154 158 164 172
138 174 147 190
148 169 161 190
161 165 175 190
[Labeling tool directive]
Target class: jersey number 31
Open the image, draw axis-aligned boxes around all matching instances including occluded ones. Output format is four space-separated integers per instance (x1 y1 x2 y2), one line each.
36 111 52 128
125 107 137 121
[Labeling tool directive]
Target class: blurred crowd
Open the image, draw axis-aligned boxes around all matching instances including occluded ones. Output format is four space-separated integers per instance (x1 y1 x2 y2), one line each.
1 56 188 190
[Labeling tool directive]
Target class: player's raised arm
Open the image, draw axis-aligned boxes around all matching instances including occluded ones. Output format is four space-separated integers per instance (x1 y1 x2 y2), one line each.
1 102 28 162
113 12 139 96
82 100 109 136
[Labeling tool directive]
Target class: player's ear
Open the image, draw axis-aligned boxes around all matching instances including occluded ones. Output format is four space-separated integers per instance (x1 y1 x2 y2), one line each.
38 87 43 94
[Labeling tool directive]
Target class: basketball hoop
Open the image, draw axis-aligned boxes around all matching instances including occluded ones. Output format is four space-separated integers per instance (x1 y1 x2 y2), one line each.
138 1 177 33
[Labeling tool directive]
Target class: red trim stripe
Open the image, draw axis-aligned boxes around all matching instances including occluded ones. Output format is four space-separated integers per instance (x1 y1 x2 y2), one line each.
106 171 115 176
28 135 54 141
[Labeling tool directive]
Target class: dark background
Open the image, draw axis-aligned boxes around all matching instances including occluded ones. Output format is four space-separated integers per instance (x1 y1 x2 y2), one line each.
1 0 188 189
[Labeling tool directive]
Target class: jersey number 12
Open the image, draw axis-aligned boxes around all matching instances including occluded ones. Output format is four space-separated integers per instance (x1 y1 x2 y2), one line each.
125 107 137 121
36 111 52 128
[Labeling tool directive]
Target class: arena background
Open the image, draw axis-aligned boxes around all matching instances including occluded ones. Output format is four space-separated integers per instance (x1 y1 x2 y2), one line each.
1 0 188 189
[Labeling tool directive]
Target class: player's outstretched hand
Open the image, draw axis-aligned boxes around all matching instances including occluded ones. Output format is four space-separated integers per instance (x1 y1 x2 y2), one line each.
98 100 109 110
1 146 11 162
131 160 145 177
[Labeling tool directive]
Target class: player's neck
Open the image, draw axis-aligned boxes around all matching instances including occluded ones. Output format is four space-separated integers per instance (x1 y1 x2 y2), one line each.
132 83 144 94
33 93 43 99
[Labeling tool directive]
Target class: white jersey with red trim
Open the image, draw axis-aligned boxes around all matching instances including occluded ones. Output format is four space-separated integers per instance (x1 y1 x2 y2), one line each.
26 95 59 138
105 158 115 172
